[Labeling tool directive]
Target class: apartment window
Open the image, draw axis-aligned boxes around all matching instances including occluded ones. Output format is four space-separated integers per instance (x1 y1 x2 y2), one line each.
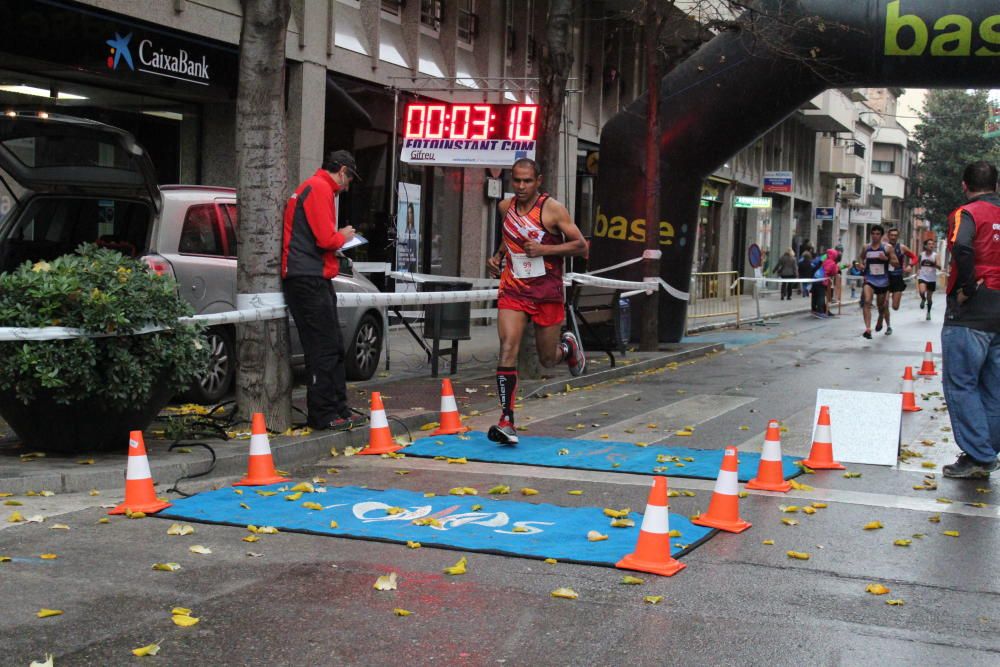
872 160 894 174
852 141 866 159
457 0 476 44
381 0 402 16
505 0 515 62
421 0 443 30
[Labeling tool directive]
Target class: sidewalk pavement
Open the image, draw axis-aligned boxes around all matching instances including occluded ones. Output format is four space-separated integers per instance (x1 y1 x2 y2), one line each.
0 293 818 494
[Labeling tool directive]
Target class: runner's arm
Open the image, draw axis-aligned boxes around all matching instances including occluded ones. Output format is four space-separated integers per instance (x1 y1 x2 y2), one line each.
525 200 587 258
886 244 899 268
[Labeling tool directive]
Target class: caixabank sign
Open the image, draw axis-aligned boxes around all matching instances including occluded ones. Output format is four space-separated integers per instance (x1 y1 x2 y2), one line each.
0 0 237 96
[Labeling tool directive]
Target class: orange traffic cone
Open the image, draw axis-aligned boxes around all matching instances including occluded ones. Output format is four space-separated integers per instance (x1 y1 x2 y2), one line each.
616 477 686 577
901 366 922 413
109 431 172 515
692 447 752 533
917 342 938 376
432 379 470 436
358 392 401 455
233 413 290 486
801 405 844 470
746 420 792 493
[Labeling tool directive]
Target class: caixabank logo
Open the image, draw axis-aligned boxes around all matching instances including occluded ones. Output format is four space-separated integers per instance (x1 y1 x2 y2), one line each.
105 30 211 85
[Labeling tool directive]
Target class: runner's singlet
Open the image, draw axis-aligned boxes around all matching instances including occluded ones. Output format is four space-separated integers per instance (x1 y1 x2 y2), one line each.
888 242 905 276
864 243 890 288
918 251 938 282
499 194 565 303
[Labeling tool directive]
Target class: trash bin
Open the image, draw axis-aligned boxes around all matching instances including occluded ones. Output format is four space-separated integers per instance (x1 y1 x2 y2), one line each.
423 281 472 340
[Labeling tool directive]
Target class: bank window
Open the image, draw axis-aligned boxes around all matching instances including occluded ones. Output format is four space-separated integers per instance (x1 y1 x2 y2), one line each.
457 0 476 44
381 0 402 16
421 0 443 31
179 204 223 256
872 160 894 174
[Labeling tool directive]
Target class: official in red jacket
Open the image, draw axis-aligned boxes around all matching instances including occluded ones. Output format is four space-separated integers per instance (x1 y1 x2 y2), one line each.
941 161 1000 479
282 150 363 431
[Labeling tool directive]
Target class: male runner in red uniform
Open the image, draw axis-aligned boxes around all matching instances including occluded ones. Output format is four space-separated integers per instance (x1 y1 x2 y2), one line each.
485 158 588 444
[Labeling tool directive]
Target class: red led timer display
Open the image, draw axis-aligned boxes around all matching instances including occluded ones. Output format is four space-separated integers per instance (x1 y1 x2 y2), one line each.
403 103 538 141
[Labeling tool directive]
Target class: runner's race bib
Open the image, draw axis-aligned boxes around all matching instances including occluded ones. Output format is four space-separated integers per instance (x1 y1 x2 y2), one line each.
869 263 885 276
510 253 545 279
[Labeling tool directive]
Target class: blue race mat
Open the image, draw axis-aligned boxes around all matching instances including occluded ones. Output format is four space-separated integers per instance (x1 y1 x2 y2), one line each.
404 432 802 482
158 484 715 567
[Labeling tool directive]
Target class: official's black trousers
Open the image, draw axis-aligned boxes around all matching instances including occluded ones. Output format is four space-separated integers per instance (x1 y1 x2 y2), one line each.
283 276 348 425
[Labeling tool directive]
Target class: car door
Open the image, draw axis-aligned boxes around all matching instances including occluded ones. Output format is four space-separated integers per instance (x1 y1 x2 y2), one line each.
165 202 235 315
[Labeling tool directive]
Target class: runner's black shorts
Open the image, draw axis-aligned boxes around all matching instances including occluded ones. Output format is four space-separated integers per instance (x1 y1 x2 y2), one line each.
888 274 907 292
864 282 889 295
918 279 936 292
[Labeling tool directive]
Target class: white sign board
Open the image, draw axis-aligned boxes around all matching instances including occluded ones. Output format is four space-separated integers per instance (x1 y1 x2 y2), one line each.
401 139 536 167
812 389 901 466
850 208 883 225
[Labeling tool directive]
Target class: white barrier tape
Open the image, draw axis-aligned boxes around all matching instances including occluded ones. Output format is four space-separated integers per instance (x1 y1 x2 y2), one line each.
388 270 500 288
236 292 285 310
354 262 392 274
584 256 646 276
564 272 650 292
337 288 498 308
180 306 288 328
657 278 690 302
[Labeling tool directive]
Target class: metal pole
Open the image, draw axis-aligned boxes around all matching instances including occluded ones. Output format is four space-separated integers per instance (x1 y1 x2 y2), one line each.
385 87 400 372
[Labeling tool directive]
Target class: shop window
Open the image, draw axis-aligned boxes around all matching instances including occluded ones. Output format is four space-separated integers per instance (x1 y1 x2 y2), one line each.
421 0 443 31
178 204 223 256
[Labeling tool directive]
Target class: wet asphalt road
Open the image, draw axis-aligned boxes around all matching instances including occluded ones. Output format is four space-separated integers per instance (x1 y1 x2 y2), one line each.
2 297 998 666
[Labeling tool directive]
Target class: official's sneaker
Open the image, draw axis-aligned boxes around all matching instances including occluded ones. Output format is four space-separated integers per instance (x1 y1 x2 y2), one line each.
488 418 519 445
885 326 893 336
942 454 999 479
341 411 369 429
862 330 872 339
562 331 586 377
314 417 355 432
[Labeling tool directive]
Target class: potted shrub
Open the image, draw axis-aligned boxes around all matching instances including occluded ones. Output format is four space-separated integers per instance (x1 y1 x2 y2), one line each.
0 244 208 453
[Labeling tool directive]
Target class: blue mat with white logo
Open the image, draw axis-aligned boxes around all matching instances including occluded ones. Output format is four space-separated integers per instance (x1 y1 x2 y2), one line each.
404 432 802 481
157 484 715 567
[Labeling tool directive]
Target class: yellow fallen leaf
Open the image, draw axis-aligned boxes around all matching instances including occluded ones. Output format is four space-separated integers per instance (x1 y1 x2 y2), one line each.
448 487 467 496
422 493 437 498
488 485 511 495
644 595 663 604
89 490 100 497
172 614 199 627
239 502 251 510
0 492 11 497
443 556 467 575
976 488 992 494
420 422 440 431
843 472 862 478
893 539 912 547
886 599 905 606
928 515 941 523
683 457 695 462
603 507 630 519
551 587 579 599
152 562 181 572
8 511 24 522
781 518 799 526
863 521 884 530
568 490 584 496
668 529 681 538
167 523 194 536
786 551 811 560
233 489 244 496
255 490 278 497
126 510 146 519
395 470 410 476
393 608 413 616
131 641 162 657
921 462 937 469
6 500 24 506
936 497 953 504
738 425 750 431
512 525 530 533
39 490 54 497
680 490 695 496
50 524 70 530
966 502 987 508
406 541 421 549
762 539 775 545
789 480 813 491
802 507 817 515
242 535 259 543
674 430 693 437
385 507 405 515
171 607 192 616
587 530 608 542
302 502 324 510
521 488 539 496
610 518 635 528
373 572 398 591
543 558 558 564
738 491 749 498
811 502 827 509
943 530 960 537
290 482 315 493
471 504 483 511
866 583 890 595
39 553 58 560
634 441 649 447
447 457 468 464
780 505 800 513
329 521 339 529
36 608 63 618
188 545 212 555
285 492 303 501
621 576 644 585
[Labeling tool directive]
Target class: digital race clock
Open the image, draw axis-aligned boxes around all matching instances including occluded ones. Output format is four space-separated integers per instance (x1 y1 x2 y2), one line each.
403 103 539 141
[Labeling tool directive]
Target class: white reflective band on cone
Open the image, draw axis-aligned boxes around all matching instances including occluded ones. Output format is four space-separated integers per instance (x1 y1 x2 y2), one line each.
249 433 271 456
761 439 782 461
814 424 832 443
639 505 670 534
441 394 458 412
714 469 740 495
903 379 914 391
370 410 389 429
126 455 152 481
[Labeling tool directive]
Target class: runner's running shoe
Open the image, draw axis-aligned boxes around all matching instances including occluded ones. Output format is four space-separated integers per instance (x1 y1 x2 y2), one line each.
919 296 926 309
926 310 931 321
885 326 893 336
488 417 519 445
862 330 872 339
561 331 586 376
875 316 884 332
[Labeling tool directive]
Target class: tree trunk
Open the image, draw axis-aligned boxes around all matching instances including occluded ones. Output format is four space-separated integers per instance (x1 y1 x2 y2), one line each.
640 0 662 352
235 0 293 430
523 0 574 379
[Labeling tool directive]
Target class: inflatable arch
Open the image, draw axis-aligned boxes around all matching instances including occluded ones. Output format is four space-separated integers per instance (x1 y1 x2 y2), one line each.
593 0 1000 341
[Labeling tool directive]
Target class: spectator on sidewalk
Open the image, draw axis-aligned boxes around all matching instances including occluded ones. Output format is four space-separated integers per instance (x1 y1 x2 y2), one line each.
848 260 864 299
821 249 841 315
777 248 798 300
798 251 813 297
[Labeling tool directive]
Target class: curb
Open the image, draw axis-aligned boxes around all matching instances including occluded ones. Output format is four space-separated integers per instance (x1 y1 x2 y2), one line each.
685 305 816 334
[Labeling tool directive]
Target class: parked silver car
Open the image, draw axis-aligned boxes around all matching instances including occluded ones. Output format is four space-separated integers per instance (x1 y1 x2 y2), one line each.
0 113 384 405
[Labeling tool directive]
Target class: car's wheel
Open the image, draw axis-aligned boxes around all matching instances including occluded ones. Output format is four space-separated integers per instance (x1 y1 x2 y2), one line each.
345 312 382 381
185 326 235 404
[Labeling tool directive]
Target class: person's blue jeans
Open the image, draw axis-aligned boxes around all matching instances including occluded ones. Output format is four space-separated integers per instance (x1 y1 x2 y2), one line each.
941 325 1000 463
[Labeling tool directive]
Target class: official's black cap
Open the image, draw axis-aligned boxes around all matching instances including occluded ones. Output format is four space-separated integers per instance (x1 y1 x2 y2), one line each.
324 149 361 181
